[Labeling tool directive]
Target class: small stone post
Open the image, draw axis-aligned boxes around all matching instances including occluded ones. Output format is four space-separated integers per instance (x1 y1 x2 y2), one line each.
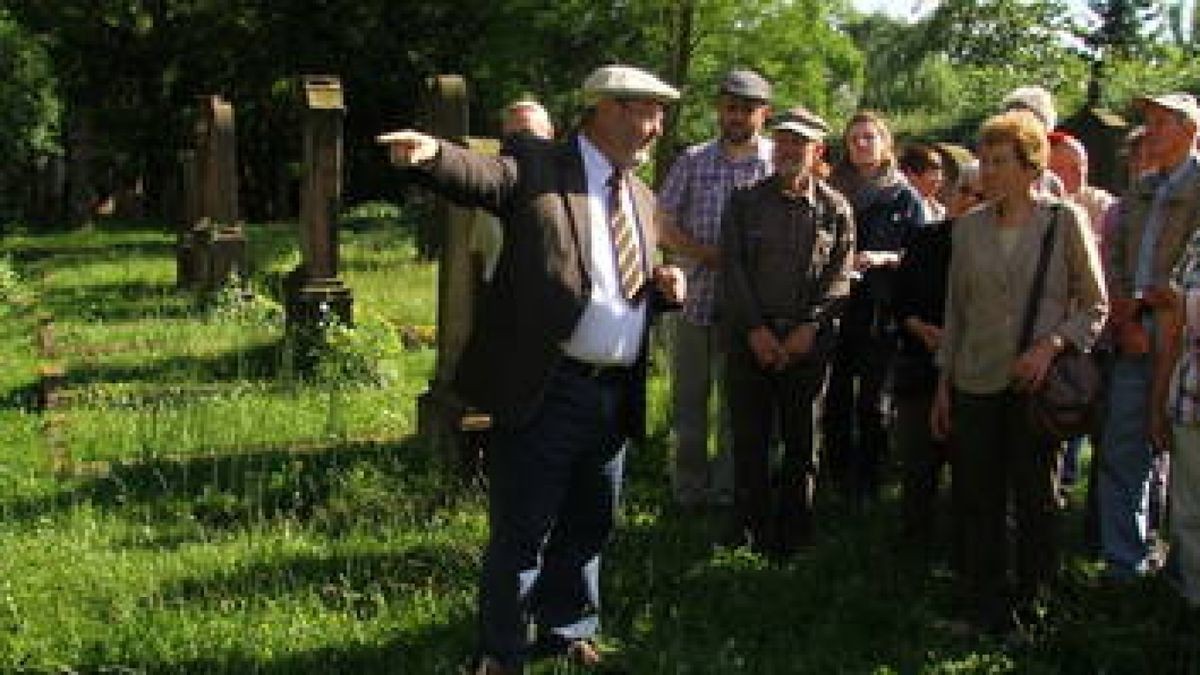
285 75 354 331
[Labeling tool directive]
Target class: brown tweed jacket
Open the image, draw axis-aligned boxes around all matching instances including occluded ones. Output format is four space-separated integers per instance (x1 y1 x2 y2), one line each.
417 136 661 434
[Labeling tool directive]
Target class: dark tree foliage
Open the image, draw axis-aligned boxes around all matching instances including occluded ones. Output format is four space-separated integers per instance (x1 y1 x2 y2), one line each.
3 0 667 224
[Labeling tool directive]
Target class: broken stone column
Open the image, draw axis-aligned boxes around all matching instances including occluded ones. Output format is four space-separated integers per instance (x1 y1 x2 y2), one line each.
184 95 246 291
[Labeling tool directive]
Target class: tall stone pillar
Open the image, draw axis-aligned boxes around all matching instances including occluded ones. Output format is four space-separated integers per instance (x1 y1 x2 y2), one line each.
417 75 496 472
285 75 354 330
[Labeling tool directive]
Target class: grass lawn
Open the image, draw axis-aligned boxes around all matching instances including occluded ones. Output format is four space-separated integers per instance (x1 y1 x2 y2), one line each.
0 217 1196 674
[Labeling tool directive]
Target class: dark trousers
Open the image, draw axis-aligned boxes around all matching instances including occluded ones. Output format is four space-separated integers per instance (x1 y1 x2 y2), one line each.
953 388 1061 626
726 346 828 553
894 389 961 564
823 326 896 502
478 365 628 668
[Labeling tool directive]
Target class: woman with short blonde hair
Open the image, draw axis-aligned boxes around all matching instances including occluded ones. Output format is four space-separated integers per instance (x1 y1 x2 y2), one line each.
931 110 1108 634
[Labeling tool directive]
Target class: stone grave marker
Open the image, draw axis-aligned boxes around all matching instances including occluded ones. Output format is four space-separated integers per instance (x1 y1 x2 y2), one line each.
415 75 500 475
284 75 354 330
181 95 246 291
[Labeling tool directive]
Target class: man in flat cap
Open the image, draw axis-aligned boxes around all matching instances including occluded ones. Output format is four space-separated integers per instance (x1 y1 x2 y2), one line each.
378 64 685 673
657 68 773 516
721 107 855 558
1101 91 1200 583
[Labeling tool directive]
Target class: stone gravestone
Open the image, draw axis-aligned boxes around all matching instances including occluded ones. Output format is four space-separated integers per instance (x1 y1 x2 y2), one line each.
181 95 247 291
415 75 497 474
285 75 354 330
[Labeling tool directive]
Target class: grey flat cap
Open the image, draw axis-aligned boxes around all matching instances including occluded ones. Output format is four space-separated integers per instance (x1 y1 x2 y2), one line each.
771 107 830 141
1136 92 1200 125
583 65 680 105
719 69 771 102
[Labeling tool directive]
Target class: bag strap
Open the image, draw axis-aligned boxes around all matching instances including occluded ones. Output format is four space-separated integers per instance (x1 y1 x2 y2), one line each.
1018 205 1062 351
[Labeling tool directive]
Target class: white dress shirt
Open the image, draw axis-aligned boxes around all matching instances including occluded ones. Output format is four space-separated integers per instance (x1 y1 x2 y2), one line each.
560 134 649 366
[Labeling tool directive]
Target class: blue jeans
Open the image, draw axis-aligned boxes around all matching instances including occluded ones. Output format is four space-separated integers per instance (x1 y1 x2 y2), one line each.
1098 355 1154 577
478 364 628 668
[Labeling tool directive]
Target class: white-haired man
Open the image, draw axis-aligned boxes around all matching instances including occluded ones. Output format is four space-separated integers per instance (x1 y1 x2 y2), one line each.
380 65 686 674
1102 92 1200 582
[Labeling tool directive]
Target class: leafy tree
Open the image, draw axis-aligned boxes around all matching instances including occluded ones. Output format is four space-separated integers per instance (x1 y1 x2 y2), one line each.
0 8 59 222
652 0 863 179
1083 0 1165 102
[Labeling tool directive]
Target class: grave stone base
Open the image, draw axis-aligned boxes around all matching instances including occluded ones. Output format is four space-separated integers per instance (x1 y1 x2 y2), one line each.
283 271 355 374
199 225 248 291
418 386 488 479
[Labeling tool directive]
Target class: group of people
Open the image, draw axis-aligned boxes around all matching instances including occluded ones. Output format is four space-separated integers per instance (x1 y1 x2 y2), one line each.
378 63 1200 673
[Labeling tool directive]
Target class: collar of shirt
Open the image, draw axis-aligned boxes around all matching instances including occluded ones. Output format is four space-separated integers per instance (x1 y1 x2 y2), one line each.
1147 151 1195 195
776 174 816 205
716 134 773 166
578 133 618 205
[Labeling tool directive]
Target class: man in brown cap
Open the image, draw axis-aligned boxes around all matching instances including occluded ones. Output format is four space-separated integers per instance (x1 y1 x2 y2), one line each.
721 107 856 558
379 64 685 673
658 68 773 514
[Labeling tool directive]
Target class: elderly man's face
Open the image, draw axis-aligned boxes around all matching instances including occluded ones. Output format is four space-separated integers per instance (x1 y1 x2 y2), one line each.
1143 104 1197 169
717 94 769 145
502 104 553 140
595 97 664 167
1048 143 1085 195
772 129 822 180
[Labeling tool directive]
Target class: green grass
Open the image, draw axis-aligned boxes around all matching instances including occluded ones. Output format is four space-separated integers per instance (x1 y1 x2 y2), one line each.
0 217 1197 673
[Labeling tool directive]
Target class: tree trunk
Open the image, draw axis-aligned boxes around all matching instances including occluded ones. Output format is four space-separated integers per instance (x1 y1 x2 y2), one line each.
653 0 694 190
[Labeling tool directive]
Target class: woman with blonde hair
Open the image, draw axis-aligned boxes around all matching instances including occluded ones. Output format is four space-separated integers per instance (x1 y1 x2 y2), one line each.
931 111 1108 633
825 110 926 508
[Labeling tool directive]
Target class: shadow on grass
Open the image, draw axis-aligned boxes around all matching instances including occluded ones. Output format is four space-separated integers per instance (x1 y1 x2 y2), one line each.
5 240 176 266
603 446 1200 673
63 339 289 388
39 279 197 324
2 437 467 532
136 615 473 674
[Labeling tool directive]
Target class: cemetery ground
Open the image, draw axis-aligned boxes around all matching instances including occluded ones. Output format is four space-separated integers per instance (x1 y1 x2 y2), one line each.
0 215 1197 674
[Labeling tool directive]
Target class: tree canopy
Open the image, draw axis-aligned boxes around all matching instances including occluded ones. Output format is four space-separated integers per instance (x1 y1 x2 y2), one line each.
0 0 1195 225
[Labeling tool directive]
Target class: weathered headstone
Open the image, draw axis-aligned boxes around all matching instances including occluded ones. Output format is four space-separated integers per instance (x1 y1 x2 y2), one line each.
181 95 246 291
415 75 498 474
285 75 354 330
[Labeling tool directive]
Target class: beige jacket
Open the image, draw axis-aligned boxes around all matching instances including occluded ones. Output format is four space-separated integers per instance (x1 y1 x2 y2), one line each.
938 197 1109 394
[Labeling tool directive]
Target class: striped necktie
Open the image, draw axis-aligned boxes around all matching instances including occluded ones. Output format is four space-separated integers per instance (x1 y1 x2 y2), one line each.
608 169 646 300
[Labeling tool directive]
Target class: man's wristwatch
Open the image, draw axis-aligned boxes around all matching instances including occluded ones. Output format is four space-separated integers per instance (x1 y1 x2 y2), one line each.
1047 333 1066 352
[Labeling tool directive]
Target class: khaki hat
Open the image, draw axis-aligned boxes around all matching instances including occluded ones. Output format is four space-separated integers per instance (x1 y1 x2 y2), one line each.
1135 92 1200 125
771 107 830 141
582 65 680 105
719 69 771 103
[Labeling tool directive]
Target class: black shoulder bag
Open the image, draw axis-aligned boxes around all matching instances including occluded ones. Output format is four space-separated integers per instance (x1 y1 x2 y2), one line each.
1019 207 1103 441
